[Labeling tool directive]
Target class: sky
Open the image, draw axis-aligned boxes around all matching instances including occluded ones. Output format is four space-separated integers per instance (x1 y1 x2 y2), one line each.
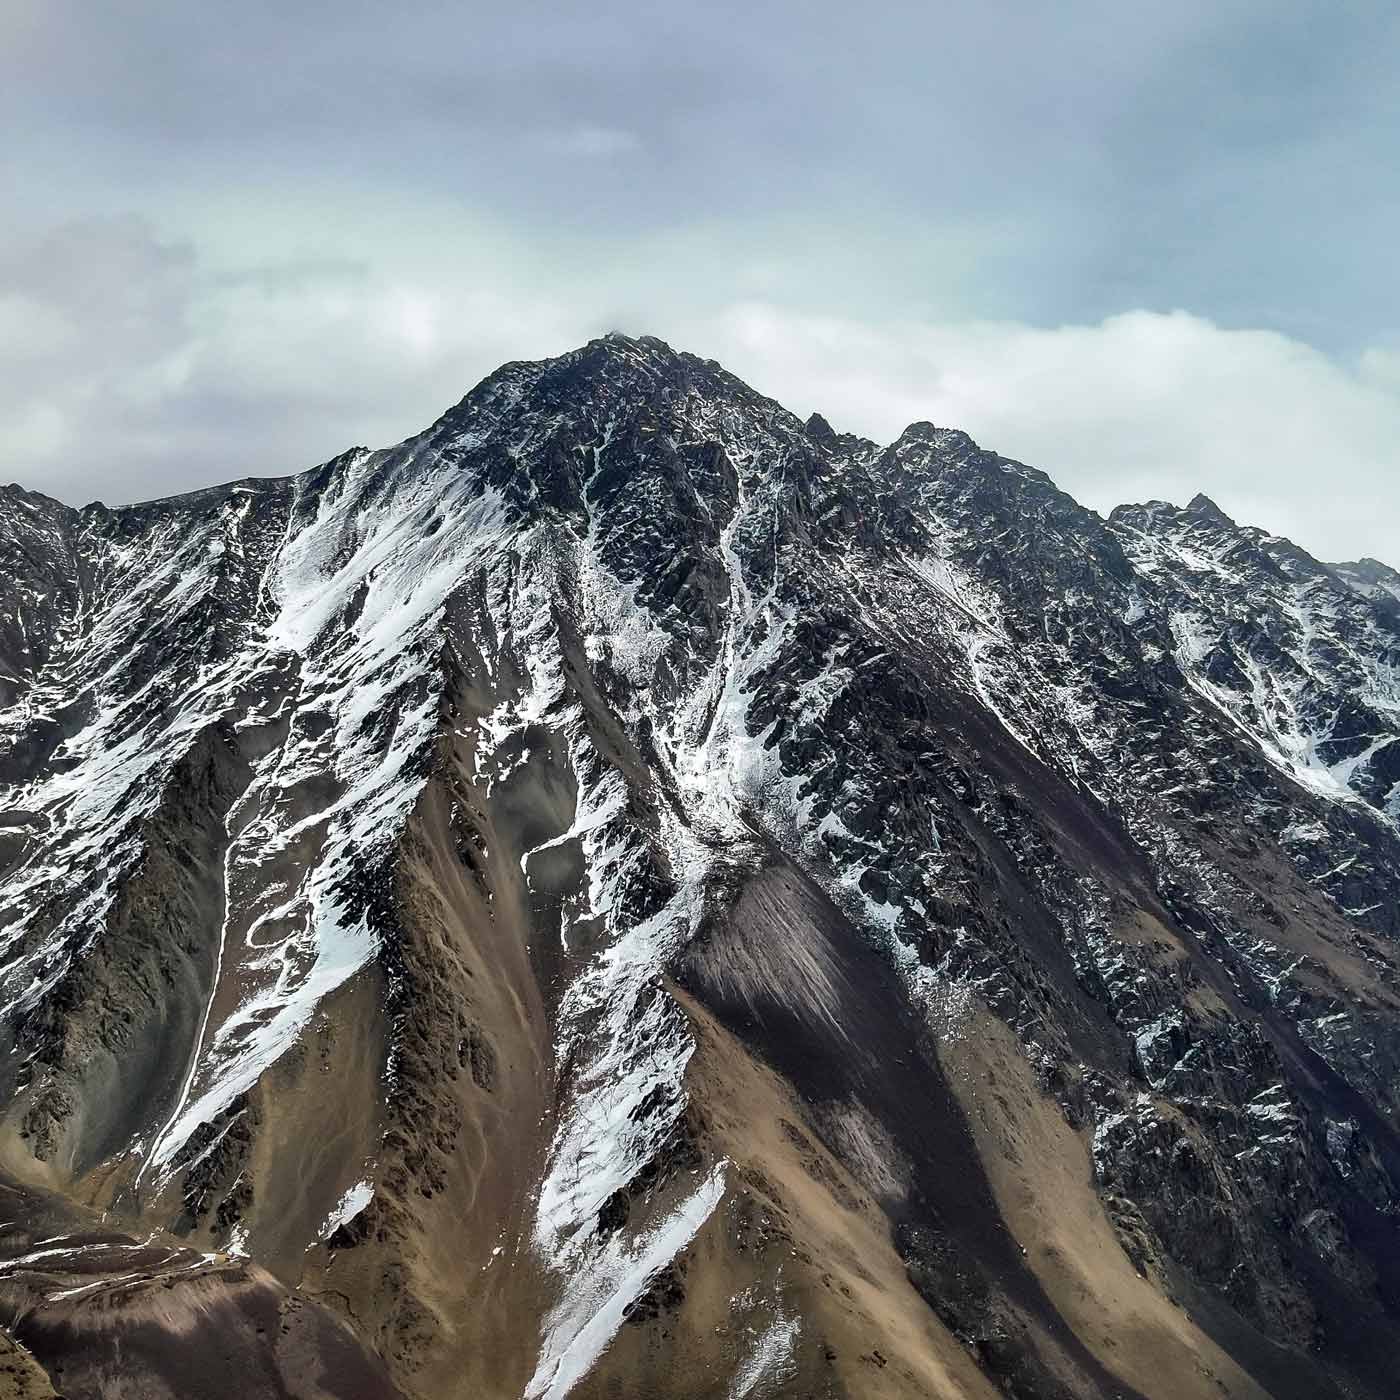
2 0 1398 562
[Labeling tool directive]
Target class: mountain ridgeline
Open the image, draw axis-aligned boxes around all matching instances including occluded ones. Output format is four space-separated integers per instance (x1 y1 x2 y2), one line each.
1 335 1399 1400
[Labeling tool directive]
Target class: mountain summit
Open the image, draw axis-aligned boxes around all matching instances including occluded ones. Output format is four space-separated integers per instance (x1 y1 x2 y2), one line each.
2 336 1400 1400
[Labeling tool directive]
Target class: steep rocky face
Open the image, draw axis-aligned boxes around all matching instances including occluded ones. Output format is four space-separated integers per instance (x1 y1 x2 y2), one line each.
2 336 1400 1400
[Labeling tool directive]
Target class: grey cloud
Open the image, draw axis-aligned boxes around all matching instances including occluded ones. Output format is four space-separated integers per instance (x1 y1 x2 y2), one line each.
1 2 1397 560
9 2 1399 343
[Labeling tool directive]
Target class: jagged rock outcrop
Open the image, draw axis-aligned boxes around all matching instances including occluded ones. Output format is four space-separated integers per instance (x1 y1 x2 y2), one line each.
2 335 1399 1399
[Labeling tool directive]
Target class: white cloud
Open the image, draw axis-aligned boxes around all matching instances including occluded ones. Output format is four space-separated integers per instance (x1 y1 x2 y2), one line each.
0 219 581 502
698 305 1400 562
3 218 1398 566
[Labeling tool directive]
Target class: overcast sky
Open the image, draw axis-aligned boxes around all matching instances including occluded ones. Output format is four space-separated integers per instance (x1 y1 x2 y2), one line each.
3 1 1398 562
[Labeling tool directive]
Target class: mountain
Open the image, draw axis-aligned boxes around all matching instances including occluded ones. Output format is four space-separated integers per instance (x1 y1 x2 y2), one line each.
2 334 1400 1400
1332 555 1400 613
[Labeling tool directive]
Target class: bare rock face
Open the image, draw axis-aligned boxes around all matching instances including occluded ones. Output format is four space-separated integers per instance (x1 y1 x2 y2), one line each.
2 336 1400 1398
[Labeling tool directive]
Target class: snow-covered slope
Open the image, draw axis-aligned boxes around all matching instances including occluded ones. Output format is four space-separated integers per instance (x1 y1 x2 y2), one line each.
1333 555 1400 611
2 337 1400 1400
1110 496 1400 819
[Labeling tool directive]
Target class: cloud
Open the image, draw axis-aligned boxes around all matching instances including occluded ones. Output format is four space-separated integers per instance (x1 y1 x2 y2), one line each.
0 218 581 502
8 3 1400 348
3 217 1399 567
698 306 1400 563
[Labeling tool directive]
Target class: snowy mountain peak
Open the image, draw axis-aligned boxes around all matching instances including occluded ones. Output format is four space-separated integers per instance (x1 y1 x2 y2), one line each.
3 340 1400 1399
1185 490 1238 524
